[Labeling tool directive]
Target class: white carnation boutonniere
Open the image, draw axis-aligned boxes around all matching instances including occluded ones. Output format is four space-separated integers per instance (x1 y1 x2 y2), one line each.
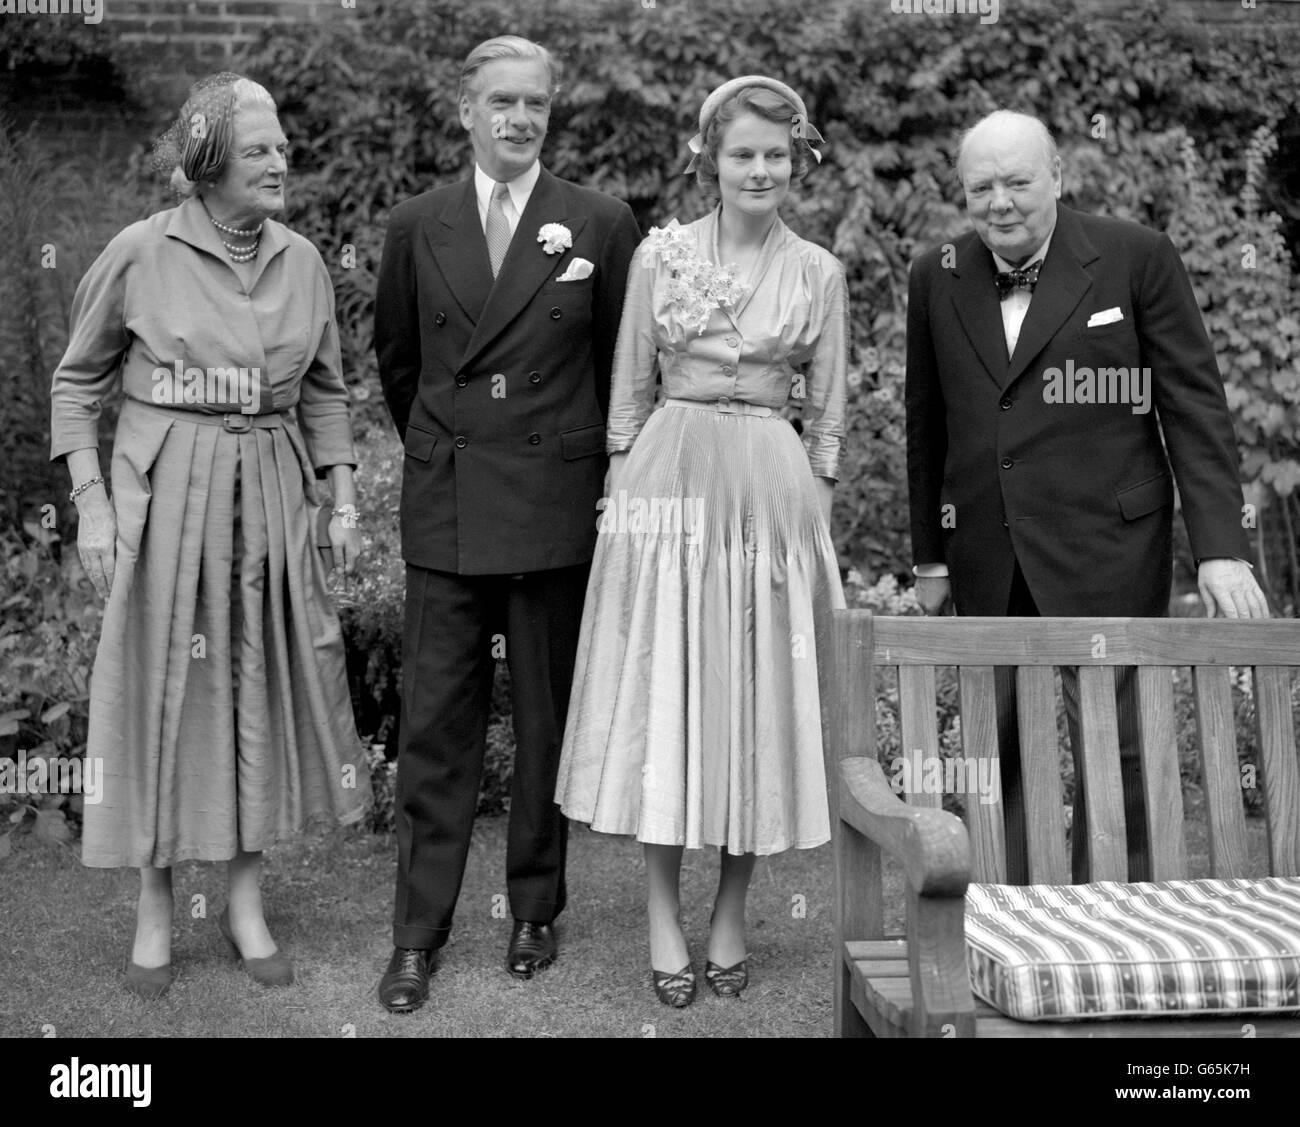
537 222 573 255
641 219 748 336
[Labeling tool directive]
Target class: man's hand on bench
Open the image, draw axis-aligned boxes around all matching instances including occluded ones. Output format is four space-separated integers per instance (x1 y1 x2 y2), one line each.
1197 558 1271 619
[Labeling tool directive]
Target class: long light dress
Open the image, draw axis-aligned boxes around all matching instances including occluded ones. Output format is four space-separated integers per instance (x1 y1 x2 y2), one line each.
556 207 848 856
49 196 370 868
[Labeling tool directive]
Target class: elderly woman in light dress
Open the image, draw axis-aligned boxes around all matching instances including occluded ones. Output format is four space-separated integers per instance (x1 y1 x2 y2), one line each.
50 73 369 998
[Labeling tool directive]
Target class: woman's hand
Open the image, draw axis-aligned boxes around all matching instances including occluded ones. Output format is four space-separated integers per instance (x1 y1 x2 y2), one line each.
325 465 362 577
605 451 629 500
77 490 117 600
329 513 363 577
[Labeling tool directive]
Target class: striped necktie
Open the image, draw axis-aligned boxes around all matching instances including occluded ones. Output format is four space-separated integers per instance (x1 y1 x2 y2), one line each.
485 181 512 278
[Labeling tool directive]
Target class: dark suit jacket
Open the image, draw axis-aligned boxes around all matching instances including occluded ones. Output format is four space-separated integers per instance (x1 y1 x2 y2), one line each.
905 204 1249 616
376 167 640 574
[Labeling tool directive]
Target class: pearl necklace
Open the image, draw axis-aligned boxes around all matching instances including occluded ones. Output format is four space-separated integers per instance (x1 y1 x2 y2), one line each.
208 213 263 263
210 215 263 237
221 235 260 263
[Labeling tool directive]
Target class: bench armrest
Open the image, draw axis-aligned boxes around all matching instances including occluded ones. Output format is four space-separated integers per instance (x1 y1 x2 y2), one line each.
839 757 971 895
839 756 976 1036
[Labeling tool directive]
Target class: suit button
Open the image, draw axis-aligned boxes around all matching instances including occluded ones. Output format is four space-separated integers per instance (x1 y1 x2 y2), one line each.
455 375 468 387
721 365 735 376
1001 457 1013 469
725 336 740 348
550 307 562 320
529 371 541 384
455 436 467 449
434 312 446 326
1000 398 1012 410
528 433 541 445
1002 520 1010 529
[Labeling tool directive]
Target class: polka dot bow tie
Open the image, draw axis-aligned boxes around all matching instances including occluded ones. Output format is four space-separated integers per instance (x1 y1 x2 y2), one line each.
995 258 1043 300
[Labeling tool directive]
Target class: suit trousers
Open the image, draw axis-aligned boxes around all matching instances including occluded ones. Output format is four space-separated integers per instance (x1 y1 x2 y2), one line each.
995 562 1151 884
392 562 590 950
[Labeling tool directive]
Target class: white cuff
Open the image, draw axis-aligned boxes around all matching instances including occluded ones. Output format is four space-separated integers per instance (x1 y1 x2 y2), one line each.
912 563 949 578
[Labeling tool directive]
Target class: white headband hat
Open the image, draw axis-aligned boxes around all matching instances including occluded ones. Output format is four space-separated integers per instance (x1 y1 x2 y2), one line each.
684 74 825 175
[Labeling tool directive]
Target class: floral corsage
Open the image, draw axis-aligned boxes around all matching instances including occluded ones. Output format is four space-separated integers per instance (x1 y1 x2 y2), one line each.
640 219 748 335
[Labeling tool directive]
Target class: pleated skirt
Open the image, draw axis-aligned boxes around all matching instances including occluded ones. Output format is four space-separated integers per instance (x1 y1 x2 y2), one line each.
80 400 370 868
556 402 844 856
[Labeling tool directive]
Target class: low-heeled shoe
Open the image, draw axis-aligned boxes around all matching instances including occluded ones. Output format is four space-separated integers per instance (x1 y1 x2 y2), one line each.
652 965 697 1008
218 907 294 987
124 960 173 1000
704 959 749 997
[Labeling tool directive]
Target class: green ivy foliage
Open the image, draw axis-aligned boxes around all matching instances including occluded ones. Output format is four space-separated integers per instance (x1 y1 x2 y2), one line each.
236 0 1298 588
1168 126 1300 608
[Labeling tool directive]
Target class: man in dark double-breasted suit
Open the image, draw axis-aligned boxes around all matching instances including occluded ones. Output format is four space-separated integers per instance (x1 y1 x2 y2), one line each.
373 35 639 1013
906 110 1268 884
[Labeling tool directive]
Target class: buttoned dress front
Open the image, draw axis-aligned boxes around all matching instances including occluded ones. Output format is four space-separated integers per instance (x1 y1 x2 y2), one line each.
49 197 369 868
556 209 849 855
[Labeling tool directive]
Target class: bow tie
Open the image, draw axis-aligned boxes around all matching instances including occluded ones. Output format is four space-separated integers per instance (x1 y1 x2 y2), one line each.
995 258 1043 300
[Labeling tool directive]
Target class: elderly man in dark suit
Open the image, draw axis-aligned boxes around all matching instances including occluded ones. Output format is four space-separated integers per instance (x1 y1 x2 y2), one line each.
905 110 1267 883
374 35 640 1013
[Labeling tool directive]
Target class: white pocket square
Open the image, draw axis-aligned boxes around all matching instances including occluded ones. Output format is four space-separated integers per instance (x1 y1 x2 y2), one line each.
555 257 594 282
1086 307 1124 328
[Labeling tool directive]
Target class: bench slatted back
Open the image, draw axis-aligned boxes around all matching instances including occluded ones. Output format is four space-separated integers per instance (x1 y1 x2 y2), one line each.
838 614 1300 885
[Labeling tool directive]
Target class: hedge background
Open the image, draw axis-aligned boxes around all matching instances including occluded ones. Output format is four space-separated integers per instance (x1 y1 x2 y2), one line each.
2 0 1298 827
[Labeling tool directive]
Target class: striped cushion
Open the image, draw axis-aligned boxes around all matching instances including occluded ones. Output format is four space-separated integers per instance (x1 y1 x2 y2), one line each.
964 878 1300 1021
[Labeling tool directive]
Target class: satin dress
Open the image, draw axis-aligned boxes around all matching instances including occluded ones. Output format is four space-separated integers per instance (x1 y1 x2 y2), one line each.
556 208 848 855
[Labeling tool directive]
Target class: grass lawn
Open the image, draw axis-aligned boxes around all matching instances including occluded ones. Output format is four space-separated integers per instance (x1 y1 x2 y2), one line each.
0 818 861 1039
0 789 1266 1039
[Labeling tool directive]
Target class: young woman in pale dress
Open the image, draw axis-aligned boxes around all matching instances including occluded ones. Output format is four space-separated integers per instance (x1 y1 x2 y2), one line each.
556 76 848 1006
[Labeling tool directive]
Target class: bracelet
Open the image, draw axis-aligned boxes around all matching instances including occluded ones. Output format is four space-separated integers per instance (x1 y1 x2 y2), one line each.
69 476 104 502
332 504 360 527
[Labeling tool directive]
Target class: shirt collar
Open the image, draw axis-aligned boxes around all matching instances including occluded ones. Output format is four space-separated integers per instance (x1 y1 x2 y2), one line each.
164 195 289 264
474 161 541 216
991 225 1054 275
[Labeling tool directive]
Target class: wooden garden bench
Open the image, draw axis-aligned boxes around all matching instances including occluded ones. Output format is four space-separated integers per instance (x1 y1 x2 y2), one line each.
827 613 1300 1038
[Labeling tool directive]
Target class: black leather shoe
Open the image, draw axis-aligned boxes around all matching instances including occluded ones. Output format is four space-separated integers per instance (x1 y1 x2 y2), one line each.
506 921 557 979
378 947 435 1013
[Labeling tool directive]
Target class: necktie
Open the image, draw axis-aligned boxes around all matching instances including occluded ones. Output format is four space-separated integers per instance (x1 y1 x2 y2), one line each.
995 258 1043 301
486 181 512 278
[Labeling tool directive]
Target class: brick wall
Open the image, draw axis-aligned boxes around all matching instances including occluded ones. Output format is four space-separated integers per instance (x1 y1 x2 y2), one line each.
100 0 1300 69
106 0 348 66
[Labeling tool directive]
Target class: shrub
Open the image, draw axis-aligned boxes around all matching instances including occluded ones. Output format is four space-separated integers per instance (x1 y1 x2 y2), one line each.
228 0 1299 588
0 522 100 851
